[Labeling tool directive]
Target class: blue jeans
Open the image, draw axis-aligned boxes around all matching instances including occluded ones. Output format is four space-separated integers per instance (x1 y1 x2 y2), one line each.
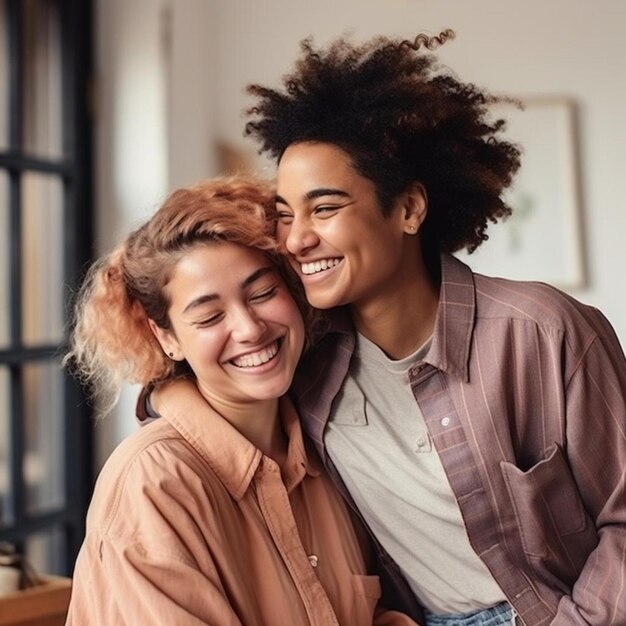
424 602 516 626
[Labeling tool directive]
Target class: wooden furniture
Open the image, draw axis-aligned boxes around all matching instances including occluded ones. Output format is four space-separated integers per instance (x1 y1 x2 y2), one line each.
0 576 71 626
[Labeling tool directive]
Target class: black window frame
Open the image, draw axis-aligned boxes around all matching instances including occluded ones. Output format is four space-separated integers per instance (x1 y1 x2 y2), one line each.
0 0 94 576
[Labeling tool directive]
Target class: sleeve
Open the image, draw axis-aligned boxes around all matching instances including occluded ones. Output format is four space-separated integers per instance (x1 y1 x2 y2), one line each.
136 380 198 423
65 434 249 626
552 311 626 625
66 532 244 626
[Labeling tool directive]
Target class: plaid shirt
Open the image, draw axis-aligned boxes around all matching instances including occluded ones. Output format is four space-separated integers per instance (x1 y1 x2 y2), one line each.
291 254 626 626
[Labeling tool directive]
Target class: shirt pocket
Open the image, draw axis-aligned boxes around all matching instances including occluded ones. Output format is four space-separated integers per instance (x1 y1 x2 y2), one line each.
348 574 382 624
330 377 368 426
500 443 599 589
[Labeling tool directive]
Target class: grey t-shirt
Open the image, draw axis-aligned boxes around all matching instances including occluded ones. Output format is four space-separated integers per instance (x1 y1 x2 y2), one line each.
325 332 506 614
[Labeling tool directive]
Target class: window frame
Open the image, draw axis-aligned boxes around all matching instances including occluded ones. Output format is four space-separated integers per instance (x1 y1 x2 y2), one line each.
0 0 94 576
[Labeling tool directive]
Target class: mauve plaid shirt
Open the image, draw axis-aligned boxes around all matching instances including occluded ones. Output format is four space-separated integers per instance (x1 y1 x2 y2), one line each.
290 254 626 626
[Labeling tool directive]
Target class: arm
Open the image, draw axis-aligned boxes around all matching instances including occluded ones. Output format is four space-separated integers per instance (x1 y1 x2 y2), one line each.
137 379 197 422
66 532 243 626
66 430 248 626
374 607 423 626
552 311 626 625
104 539 244 625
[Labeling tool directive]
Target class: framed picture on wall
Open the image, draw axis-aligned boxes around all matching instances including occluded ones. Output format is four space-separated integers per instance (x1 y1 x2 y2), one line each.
456 97 585 291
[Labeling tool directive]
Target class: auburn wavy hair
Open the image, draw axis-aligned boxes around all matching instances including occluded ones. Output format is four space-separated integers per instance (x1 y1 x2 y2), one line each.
65 176 307 413
245 30 521 265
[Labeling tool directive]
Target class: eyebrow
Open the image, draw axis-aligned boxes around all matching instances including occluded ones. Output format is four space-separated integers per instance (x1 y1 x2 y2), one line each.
182 266 275 314
276 188 350 206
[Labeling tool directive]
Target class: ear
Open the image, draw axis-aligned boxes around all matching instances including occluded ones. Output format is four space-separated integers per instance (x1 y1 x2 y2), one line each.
400 183 428 235
148 318 184 361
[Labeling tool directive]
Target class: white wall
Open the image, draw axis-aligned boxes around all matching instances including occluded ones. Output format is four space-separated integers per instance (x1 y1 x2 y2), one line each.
95 0 168 467
166 1 218 187
96 0 626 462
94 0 217 467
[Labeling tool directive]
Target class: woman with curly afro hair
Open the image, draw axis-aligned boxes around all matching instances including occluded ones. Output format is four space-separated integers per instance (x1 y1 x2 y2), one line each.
240 30 626 626
246 30 520 269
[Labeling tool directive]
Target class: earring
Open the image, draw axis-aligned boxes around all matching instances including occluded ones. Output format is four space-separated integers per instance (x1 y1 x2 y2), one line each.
168 352 174 358
407 225 417 233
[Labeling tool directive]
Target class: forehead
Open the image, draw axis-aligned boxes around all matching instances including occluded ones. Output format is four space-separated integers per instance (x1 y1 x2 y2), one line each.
277 142 362 190
166 242 273 303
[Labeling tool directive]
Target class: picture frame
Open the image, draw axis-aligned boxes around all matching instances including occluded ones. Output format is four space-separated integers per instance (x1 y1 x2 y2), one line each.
456 97 585 291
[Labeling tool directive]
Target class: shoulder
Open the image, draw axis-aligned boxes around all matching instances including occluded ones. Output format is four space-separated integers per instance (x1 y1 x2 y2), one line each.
86 419 224 536
293 308 354 396
464 270 626 386
472 272 603 344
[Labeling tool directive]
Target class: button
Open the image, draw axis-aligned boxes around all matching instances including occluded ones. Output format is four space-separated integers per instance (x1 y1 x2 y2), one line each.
350 404 367 426
308 554 318 568
441 416 451 427
414 433 432 452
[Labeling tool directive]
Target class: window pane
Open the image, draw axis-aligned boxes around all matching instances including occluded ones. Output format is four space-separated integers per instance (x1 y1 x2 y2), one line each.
0 367 10 525
0 169 9 347
21 172 64 346
22 0 63 159
23 360 65 515
0 0 8 151
25 525 66 575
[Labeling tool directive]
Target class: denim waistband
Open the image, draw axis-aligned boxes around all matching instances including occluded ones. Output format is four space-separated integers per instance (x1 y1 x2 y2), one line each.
424 602 515 626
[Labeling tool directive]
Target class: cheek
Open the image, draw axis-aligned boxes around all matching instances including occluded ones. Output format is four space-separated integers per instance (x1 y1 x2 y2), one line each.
185 329 228 365
291 314 306 352
324 213 389 253
356 222 403 260
276 223 291 248
272 298 305 346
280 299 302 324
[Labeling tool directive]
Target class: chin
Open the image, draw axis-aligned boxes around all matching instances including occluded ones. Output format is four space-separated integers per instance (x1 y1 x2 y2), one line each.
312 297 348 311
305 290 344 310
253 378 293 402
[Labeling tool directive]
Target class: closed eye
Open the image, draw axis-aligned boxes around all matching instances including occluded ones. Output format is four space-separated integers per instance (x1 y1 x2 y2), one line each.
194 312 224 328
276 209 293 224
250 285 278 303
313 205 341 217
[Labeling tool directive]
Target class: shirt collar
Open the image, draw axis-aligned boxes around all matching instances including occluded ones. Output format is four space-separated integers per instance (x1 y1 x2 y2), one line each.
322 254 476 381
424 254 476 382
154 382 320 501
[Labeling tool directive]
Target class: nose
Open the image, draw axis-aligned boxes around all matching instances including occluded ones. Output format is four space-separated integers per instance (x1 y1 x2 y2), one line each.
282 214 319 256
230 306 267 344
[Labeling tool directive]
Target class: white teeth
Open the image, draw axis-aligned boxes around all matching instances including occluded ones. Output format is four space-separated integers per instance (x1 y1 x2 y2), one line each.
301 258 340 275
231 340 280 368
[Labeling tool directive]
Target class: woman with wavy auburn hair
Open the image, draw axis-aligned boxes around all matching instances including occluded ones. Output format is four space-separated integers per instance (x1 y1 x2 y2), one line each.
64 176 417 626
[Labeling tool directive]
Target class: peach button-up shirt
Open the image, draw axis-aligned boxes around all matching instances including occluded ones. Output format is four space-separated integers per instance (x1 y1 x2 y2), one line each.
66 383 415 625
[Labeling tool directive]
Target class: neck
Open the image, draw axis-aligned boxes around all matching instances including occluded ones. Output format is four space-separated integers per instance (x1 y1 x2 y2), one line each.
352 249 439 360
197 391 288 464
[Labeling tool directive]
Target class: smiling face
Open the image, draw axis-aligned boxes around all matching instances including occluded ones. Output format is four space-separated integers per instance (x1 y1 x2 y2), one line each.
275 142 426 311
150 242 305 409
